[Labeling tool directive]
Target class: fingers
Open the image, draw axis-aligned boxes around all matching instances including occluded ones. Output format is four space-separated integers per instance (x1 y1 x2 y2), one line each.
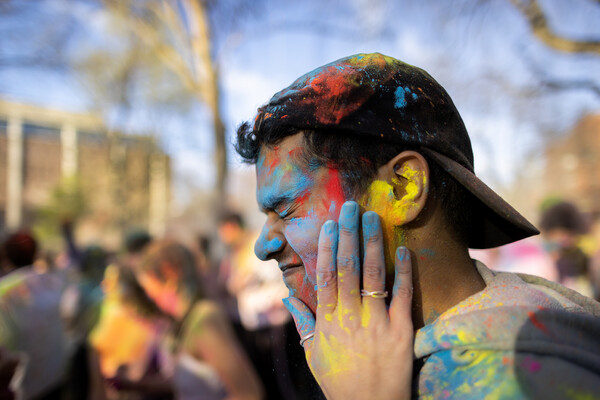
389 247 414 332
361 211 388 324
316 220 338 320
337 202 361 313
283 297 316 343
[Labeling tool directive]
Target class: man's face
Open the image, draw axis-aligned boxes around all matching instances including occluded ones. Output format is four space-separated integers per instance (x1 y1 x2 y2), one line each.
255 132 348 313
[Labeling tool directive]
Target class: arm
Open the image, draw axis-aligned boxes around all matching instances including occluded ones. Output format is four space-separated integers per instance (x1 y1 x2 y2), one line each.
182 302 264 400
60 220 81 269
283 203 414 400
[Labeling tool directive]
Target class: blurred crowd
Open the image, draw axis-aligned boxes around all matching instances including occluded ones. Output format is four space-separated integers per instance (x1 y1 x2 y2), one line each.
471 200 600 301
1 199 600 399
0 213 320 400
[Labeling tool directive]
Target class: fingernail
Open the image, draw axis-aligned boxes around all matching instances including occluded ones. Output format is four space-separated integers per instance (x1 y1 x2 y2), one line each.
362 211 380 240
323 220 337 236
340 201 358 229
363 211 378 226
342 201 358 216
396 246 407 261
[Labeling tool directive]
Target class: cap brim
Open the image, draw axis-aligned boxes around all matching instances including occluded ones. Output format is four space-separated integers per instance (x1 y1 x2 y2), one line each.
421 148 539 249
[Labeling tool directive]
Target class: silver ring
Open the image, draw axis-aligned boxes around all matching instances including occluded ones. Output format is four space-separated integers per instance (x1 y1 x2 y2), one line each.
299 332 315 347
360 289 389 298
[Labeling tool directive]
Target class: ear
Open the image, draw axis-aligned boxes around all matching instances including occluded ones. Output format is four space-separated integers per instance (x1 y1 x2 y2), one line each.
362 151 429 226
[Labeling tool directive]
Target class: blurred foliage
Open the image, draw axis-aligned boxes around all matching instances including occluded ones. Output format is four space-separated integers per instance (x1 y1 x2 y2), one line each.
33 176 87 245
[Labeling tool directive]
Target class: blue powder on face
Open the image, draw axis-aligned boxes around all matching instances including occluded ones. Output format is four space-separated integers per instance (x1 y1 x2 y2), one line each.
255 235 283 260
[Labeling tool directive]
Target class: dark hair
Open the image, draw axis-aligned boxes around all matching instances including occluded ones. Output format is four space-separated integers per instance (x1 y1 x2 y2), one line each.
235 122 472 244
3 230 37 268
124 230 152 254
139 240 203 301
219 212 245 229
80 245 108 281
540 201 588 235
118 266 165 318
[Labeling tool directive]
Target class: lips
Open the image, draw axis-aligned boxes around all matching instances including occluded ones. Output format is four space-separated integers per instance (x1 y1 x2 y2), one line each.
279 264 302 273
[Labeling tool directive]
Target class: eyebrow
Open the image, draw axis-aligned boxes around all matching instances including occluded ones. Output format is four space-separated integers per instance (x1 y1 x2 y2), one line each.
259 194 293 213
258 180 312 213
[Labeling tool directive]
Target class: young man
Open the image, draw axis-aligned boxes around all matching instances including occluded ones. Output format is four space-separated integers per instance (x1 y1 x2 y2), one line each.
235 53 600 399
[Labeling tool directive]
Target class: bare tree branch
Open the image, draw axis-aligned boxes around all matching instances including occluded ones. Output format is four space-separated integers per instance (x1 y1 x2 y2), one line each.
103 0 203 98
509 0 600 54
518 47 600 97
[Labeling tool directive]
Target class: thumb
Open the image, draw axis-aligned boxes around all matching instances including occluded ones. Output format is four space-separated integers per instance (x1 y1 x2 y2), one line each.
282 297 315 340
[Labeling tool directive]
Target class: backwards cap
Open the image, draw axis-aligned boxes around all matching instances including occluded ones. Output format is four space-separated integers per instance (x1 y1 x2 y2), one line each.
254 53 538 248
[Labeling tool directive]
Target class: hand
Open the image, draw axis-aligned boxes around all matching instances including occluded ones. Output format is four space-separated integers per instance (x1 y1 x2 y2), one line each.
283 201 414 400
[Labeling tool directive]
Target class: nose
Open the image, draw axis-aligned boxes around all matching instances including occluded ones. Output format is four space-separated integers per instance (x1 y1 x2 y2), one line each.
254 218 285 260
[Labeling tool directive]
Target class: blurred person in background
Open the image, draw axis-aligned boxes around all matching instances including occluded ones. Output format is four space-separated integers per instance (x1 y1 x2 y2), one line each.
193 234 220 304
587 217 600 301
61 245 110 400
89 230 175 400
119 239 264 400
0 230 70 399
470 237 558 283
0 345 20 399
539 201 594 297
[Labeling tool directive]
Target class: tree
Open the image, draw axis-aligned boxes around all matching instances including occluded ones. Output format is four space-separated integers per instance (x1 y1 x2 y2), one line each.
510 0 600 54
508 0 600 96
84 0 228 204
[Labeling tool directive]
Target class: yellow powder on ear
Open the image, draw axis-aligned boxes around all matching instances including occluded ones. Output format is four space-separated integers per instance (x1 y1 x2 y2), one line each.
361 180 409 224
361 165 426 223
360 166 425 274
360 180 406 275
400 164 425 199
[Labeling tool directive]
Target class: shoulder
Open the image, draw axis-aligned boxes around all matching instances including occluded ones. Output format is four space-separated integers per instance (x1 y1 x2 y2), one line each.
471 260 600 314
182 301 229 336
416 347 600 399
415 304 600 399
179 301 235 357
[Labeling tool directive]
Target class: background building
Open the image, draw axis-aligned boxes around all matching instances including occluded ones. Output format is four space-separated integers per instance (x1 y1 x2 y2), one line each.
0 99 170 248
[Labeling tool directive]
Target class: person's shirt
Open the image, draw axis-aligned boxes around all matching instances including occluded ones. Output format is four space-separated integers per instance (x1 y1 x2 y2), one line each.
0 266 70 399
413 260 600 399
174 300 264 400
89 263 170 380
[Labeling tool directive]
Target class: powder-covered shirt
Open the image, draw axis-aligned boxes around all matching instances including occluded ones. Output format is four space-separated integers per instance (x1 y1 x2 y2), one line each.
413 261 600 399
0 267 69 399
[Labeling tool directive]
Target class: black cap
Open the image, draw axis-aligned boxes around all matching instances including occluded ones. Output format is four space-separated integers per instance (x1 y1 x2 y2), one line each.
254 53 538 248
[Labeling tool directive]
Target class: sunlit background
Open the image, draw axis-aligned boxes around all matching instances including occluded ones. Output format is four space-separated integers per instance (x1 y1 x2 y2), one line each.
0 0 599 249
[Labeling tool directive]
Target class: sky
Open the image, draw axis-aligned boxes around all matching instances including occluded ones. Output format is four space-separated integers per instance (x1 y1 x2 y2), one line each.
1 0 599 211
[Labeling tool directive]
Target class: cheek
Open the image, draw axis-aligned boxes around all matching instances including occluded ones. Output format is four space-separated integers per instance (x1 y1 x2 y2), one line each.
285 216 321 282
321 169 347 219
